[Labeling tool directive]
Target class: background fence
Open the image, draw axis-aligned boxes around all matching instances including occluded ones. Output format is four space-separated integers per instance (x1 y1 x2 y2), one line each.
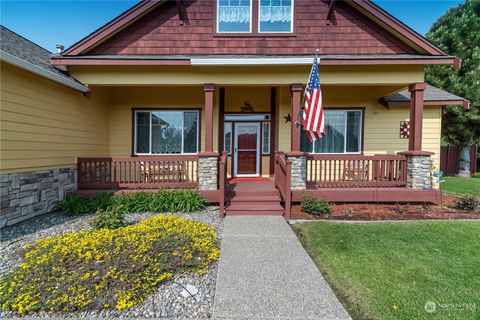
440 145 478 176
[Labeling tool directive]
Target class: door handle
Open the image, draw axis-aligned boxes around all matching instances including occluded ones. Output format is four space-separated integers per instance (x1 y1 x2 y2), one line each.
234 147 238 153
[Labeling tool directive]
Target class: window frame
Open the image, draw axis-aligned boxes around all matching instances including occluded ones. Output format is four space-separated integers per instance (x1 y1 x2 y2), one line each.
302 108 364 155
258 0 294 34
133 109 200 156
215 0 295 35
224 122 233 154
262 122 270 154
216 0 253 34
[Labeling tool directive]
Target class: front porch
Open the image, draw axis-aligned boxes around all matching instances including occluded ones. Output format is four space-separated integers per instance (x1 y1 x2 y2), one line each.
71 79 447 218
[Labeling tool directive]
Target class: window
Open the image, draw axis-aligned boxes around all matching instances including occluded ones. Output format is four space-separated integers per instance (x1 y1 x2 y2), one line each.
300 110 362 154
134 111 199 154
262 122 270 154
217 0 252 33
224 122 232 153
259 0 293 32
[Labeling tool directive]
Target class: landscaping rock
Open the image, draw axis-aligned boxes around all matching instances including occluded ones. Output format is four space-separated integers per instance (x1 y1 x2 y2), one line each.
0 206 223 319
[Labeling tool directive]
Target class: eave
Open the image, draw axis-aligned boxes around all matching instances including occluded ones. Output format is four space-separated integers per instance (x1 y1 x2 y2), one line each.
1 50 89 93
50 55 461 68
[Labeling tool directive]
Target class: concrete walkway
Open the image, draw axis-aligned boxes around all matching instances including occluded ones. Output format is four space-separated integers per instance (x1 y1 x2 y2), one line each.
213 216 351 320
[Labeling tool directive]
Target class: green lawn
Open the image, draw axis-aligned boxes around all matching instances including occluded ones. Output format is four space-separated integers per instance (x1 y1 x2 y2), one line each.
293 221 480 320
440 173 480 197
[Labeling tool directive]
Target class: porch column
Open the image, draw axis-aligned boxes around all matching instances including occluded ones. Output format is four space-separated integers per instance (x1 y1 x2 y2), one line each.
408 82 426 151
398 82 432 189
204 83 215 153
290 83 302 152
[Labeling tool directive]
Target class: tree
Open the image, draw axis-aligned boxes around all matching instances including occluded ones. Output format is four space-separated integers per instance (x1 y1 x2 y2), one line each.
426 0 480 177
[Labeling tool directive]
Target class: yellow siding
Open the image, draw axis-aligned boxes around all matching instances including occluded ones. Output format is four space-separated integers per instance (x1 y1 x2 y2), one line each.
70 65 424 86
107 86 218 156
224 86 271 112
0 62 109 173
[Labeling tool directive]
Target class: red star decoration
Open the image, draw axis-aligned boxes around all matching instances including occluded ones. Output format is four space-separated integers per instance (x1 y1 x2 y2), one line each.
284 113 292 123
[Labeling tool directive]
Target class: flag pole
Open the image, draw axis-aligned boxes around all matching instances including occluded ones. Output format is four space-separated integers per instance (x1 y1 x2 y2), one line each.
295 48 320 128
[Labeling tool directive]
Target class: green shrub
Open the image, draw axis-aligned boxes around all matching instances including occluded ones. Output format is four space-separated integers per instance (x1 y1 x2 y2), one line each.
117 192 151 213
57 195 93 216
454 193 480 212
0 215 219 314
302 194 333 215
91 192 116 211
149 189 205 213
90 205 127 230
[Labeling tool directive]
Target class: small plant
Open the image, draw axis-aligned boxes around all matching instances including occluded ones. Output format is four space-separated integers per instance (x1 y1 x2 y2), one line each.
392 203 406 214
91 191 116 211
57 195 93 216
454 193 480 212
421 203 432 213
90 205 127 230
302 194 333 215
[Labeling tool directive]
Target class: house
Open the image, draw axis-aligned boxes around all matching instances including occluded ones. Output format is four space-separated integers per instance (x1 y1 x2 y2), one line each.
0 0 470 227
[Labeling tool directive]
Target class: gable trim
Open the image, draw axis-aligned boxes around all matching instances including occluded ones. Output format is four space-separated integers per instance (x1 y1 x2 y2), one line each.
348 0 447 55
63 0 165 55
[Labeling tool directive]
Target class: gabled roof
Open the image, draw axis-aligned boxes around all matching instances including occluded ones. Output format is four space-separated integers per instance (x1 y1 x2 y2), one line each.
0 26 88 92
381 84 470 109
62 0 450 58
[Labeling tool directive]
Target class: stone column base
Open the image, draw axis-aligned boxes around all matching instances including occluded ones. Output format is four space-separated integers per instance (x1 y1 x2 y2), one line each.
198 154 219 191
398 151 433 189
286 153 306 190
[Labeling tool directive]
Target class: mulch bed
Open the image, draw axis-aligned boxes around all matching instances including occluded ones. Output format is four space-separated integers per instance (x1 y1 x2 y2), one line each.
291 195 480 220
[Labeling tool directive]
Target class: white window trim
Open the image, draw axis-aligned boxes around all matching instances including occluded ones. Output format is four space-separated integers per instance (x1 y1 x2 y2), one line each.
224 122 233 154
217 0 253 33
134 110 200 155
258 0 294 33
306 109 363 155
262 122 270 154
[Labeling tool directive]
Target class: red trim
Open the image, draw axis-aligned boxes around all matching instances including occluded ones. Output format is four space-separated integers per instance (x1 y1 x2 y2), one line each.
408 83 425 151
290 83 302 152
50 57 459 67
50 58 190 66
204 83 215 153
349 0 447 56
64 0 163 55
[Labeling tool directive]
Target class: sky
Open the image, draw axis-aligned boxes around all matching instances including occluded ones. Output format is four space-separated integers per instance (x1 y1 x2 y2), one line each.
0 0 464 53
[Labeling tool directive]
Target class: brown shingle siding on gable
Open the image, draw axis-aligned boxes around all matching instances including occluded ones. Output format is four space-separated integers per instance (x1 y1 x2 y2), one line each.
90 0 415 56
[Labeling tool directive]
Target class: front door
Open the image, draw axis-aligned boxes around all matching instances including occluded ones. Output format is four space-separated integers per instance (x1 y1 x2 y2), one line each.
234 122 260 177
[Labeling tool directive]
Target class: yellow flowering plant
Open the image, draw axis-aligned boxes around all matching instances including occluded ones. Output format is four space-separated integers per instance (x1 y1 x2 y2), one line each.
0 215 219 315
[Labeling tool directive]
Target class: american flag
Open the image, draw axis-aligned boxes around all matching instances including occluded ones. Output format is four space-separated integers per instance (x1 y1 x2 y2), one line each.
302 57 325 142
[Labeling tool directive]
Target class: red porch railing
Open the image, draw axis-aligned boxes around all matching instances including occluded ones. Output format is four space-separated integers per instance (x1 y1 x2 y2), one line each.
77 156 199 189
218 152 227 218
306 154 407 188
274 152 292 219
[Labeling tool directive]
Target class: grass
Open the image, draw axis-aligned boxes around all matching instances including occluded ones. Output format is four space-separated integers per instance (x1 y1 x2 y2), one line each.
440 173 480 197
292 221 480 320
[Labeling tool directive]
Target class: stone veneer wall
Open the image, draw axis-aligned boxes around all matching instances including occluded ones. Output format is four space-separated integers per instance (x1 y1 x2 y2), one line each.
198 156 218 190
1 168 77 228
405 155 432 189
288 156 307 190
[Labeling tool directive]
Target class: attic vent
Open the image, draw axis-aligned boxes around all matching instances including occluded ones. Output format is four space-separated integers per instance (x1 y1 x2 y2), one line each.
56 44 64 54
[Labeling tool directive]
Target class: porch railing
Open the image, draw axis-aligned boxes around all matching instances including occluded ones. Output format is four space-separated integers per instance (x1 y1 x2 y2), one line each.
274 152 292 219
77 156 199 189
306 154 407 188
218 152 228 218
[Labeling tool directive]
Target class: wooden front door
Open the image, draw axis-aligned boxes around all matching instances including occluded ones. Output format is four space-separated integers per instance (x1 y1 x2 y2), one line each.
234 122 260 177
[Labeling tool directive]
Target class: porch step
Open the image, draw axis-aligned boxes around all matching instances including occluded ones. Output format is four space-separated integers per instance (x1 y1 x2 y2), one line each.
226 190 279 197
228 195 281 202
226 202 284 216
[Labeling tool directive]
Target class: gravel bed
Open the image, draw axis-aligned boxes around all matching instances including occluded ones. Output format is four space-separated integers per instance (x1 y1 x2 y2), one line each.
0 206 223 319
